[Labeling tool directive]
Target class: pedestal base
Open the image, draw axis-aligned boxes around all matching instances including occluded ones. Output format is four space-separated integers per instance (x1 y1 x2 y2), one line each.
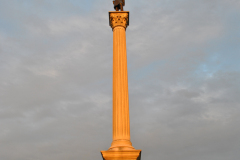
101 150 141 160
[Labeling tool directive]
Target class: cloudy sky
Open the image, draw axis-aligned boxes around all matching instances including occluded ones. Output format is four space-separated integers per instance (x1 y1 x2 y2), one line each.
0 0 240 160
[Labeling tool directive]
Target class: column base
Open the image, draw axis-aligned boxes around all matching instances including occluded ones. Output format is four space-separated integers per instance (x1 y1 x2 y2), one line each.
101 150 141 160
109 140 135 151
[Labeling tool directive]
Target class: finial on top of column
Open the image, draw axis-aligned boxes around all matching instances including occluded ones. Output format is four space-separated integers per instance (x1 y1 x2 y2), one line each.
113 0 125 11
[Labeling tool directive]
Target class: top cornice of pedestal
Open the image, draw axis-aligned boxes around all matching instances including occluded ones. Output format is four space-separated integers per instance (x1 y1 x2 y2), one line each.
109 11 129 29
101 150 141 160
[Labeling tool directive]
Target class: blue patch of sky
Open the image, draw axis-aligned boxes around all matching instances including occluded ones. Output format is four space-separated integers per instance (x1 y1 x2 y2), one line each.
194 53 222 79
0 0 97 38
1 0 95 20
40 0 95 17
0 18 25 38
129 60 165 81
192 8 240 78
219 5 240 71
68 0 95 11
194 35 240 79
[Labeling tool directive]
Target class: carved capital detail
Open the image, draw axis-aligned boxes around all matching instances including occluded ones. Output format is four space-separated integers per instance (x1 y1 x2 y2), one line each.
109 11 129 29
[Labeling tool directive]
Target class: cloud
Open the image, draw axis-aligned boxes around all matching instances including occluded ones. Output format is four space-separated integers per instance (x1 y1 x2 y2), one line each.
0 0 240 160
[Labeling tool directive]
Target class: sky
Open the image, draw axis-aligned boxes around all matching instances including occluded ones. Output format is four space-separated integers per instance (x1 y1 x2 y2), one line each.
0 0 240 160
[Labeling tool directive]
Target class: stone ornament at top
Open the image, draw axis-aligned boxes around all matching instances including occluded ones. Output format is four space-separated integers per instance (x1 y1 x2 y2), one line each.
109 12 129 29
113 0 125 11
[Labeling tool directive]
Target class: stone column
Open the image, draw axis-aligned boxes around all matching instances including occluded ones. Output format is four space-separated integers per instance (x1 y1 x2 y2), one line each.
110 11 133 151
101 11 141 160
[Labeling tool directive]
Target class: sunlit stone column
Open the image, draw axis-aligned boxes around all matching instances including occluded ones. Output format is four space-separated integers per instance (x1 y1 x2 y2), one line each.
110 11 133 150
101 11 141 160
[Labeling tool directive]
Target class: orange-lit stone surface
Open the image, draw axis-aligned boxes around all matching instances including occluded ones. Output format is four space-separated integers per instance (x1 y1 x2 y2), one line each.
101 150 142 160
101 11 141 160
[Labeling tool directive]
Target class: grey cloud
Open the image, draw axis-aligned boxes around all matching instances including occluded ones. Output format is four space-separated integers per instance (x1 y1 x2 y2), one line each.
0 0 240 160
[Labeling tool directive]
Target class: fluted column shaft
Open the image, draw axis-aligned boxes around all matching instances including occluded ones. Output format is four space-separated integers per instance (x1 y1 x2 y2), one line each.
112 26 130 142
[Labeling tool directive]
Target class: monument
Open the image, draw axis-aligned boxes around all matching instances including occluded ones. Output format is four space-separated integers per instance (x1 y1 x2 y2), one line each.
101 1 142 160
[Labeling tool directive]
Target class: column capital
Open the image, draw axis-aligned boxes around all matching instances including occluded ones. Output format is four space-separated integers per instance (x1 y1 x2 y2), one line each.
109 11 129 29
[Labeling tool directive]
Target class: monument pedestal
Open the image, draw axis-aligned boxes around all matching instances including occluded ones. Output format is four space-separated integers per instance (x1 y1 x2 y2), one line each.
101 150 141 160
101 11 141 160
